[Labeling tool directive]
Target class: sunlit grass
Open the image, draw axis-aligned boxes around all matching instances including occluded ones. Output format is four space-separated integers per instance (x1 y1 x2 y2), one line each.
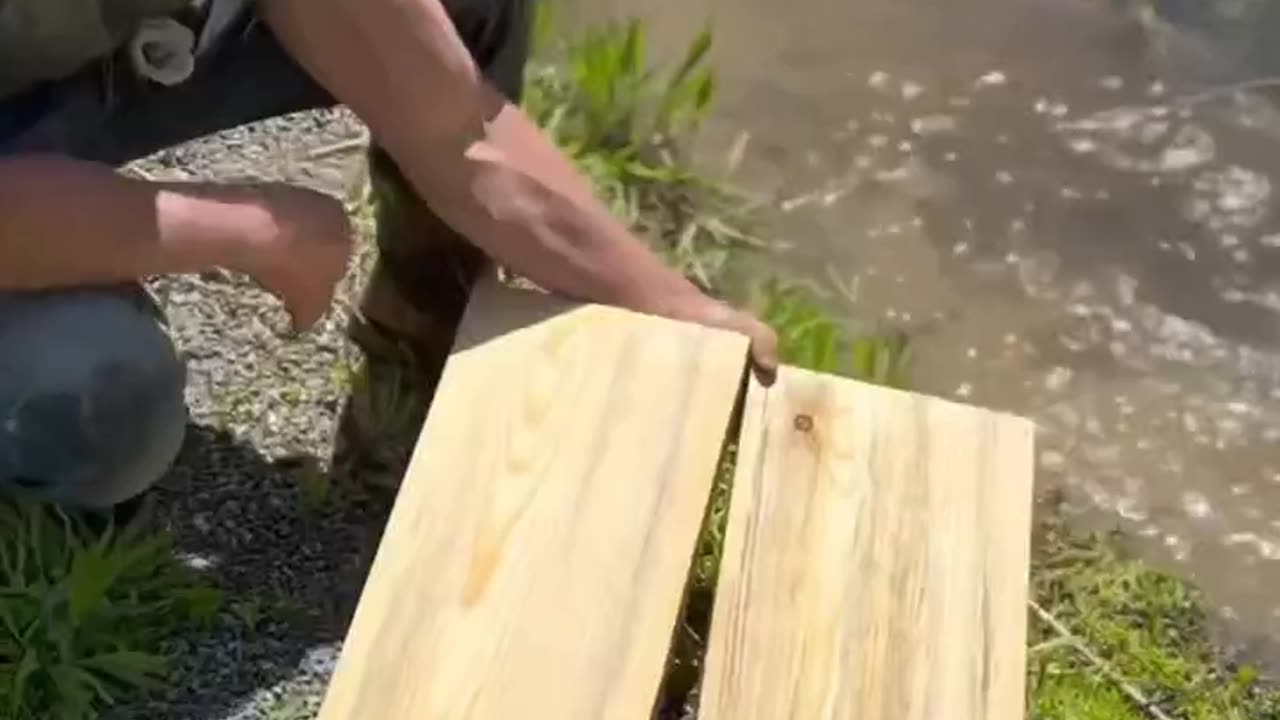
0 502 220 719
524 5 769 292
1028 511 1280 719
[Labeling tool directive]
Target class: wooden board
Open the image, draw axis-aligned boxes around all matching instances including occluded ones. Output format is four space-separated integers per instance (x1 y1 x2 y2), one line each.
317 275 749 720
699 367 1035 720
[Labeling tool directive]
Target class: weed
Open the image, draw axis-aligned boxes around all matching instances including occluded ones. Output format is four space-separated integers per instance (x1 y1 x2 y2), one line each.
524 4 769 291
291 456 333 519
527 6 715 156
1029 513 1280 719
243 592 312 637
263 595 309 627
0 502 217 719
230 599 265 635
753 277 912 386
172 583 223 632
691 444 737 594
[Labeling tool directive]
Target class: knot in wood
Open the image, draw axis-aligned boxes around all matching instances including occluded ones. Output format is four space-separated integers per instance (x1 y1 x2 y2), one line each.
793 414 815 432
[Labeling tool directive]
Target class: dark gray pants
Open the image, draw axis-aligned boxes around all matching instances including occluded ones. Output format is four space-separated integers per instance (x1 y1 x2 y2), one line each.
0 0 532 507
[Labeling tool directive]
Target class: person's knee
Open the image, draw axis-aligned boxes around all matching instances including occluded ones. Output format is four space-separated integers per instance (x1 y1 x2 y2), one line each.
0 289 188 509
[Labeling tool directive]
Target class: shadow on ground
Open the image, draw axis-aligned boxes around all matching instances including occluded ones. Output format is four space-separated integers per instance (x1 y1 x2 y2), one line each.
104 423 395 720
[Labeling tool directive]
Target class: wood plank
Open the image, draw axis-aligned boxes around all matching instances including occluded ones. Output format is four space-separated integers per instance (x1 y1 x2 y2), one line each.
317 274 750 720
699 367 1035 720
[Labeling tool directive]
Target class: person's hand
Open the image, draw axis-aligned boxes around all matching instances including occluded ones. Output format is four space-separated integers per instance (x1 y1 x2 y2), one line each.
234 183 356 332
669 294 780 386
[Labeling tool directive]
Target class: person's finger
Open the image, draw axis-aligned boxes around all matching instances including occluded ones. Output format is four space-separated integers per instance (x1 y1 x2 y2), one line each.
675 299 779 384
744 315 780 386
284 287 330 335
285 302 316 336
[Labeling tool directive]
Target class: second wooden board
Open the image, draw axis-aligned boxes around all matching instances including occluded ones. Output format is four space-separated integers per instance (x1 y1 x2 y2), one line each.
317 276 749 720
699 367 1036 720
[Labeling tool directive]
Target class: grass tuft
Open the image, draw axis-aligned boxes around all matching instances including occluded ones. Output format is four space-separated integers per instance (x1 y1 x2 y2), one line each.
754 276 912 386
524 4 769 292
0 502 219 719
1029 512 1280 719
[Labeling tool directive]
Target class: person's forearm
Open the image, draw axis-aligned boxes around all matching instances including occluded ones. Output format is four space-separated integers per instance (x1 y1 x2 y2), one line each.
0 154 266 290
260 0 711 316
401 95 708 314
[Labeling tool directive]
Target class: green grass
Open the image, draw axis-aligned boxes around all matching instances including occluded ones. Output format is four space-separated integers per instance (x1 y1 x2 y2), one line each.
0 502 220 719
524 5 769 292
754 276 911 386
1029 511 1280 719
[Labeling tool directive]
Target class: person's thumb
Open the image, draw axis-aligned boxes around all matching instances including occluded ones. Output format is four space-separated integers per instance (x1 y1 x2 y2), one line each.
735 311 779 386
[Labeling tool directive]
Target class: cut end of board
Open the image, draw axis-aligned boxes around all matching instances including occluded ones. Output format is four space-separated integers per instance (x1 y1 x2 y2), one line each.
699 365 1036 720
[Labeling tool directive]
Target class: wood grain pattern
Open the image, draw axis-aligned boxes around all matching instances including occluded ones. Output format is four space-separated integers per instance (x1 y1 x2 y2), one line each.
317 275 749 720
699 367 1036 720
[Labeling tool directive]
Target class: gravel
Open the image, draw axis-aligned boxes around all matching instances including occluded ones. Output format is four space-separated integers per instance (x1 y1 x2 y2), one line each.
104 107 390 720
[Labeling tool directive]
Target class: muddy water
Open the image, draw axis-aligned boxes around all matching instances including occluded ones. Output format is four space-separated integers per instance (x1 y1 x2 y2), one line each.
561 0 1280 662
